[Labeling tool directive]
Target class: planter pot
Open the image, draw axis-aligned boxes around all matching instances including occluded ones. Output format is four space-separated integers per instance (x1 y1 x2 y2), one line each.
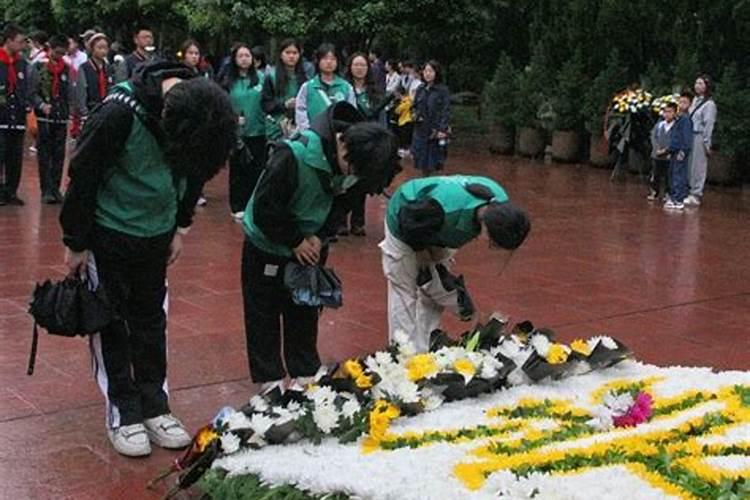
707 152 738 185
551 130 581 163
517 127 545 158
487 124 515 155
588 134 610 168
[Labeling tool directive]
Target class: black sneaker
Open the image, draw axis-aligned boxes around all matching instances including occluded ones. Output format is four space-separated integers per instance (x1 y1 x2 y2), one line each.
7 195 25 206
336 226 350 237
350 226 366 237
41 194 57 204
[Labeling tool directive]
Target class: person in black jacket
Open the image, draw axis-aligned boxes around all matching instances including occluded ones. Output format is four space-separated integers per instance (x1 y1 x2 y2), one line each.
76 33 114 121
28 35 74 204
60 62 236 457
412 60 450 174
0 23 29 206
115 26 158 83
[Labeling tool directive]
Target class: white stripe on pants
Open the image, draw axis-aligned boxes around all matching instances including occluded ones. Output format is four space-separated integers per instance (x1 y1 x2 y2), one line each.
86 256 170 429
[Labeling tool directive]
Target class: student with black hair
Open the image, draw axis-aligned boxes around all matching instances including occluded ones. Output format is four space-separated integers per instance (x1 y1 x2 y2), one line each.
0 23 30 206
29 30 49 65
664 92 694 211
77 33 114 121
242 101 399 396
116 25 158 82
334 52 389 237
380 175 530 352
412 60 451 174
221 43 266 220
295 43 355 132
181 39 213 80
29 35 74 204
261 38 307 141
60 62 237 457
251 45 271 76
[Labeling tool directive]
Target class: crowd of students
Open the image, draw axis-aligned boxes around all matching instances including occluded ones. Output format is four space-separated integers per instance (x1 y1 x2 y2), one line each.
0 23 455 214
2 21 532 459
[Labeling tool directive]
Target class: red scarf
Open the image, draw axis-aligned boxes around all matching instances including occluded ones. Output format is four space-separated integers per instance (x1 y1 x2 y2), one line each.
90 59 108 98
47 58 66 98
0 48 21 94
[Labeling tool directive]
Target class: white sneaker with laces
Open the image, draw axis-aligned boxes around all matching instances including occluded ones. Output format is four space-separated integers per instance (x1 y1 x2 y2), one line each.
231 211 245 221
664 200 684 211
144 414 192 449
108 423 152 457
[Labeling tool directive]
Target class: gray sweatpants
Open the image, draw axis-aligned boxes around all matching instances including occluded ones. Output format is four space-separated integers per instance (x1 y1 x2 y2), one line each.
688 133 708 197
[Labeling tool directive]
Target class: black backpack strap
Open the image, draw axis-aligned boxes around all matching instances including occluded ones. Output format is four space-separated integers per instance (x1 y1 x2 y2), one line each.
27 322 39 376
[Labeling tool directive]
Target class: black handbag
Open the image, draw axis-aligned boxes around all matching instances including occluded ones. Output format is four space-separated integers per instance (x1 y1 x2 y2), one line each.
27 277 115 375
283 263 343 309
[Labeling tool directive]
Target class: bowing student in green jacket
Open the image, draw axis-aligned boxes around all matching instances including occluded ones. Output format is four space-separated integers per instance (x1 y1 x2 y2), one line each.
221 43 266 220
294 43 355 132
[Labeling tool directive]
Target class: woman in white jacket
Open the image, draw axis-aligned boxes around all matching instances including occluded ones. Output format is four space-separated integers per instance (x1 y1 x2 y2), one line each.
685 74 717 206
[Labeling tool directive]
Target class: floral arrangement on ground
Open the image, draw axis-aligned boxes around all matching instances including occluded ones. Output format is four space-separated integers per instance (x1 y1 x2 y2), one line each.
153 319 750 499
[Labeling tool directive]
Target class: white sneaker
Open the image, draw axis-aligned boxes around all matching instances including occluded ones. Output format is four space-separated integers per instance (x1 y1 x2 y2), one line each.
259 379 285 396
684 195 701 206
231 211 245 221
197 196 208 207
144 414 192 449
663 200 684 211
646 190 658 201
107 423 152 457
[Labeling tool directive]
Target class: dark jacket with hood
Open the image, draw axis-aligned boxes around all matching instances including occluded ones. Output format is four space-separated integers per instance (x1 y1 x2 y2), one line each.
60 62 201 252
242 102 364 256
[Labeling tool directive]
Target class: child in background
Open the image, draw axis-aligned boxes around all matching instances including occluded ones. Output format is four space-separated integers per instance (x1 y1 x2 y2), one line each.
664 92 693 211
648 102 677 202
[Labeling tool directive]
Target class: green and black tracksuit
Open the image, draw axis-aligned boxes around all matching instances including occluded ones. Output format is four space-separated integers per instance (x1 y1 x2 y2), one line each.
260 69 305 141
0 48 29 202
29 58 74 199
240 102 363 382
227 71 266 213
60 62 199 429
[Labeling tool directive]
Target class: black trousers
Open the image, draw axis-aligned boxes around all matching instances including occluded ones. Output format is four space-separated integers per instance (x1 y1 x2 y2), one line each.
650 158 670 197
37 121 67 197
0 129 25 199
241 239 321 382
229 135 267 213
333 189 367 231
90 225 172 427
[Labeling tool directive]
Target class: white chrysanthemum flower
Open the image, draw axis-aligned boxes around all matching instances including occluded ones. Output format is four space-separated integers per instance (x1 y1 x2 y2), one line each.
480 356 504 379
225 410 252 431
341 399 361 419
220 432 241 454
307 385 337 405
392 330 417 358
248 395 269 412
603 392 634 416
529 334 550 357
248 413 275 436
588 336 618 351
285 400 302 412
312 404 340 434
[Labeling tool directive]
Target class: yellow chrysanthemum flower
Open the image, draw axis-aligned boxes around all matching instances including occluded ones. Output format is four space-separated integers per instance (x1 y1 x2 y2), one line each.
343 359 364 379
355 373 374 389
406 354 439 382
453 359 477 379
570 339 592 356
546 344 569 364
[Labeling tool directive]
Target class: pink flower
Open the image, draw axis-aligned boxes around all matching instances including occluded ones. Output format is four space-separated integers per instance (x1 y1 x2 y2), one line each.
613 392 653 428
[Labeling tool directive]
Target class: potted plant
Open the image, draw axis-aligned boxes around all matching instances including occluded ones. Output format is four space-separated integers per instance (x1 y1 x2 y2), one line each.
708 65 749 185
513 44 549 158
482 52 516 155
550 52 584 162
